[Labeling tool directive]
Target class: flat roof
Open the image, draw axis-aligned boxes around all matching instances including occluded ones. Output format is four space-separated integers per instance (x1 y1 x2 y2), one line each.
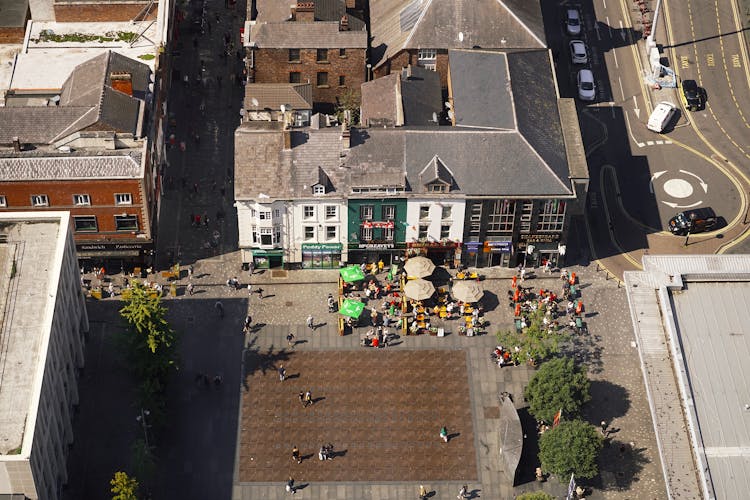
0 213 69 455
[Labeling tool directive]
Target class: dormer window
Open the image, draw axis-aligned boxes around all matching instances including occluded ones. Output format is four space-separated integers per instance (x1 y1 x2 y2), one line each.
428 183 448 192
313 184 325 195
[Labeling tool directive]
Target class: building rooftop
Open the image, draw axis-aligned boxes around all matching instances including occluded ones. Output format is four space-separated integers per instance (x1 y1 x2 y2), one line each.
361 65 442 127
0 151 143 181
0 213 70 455
244 83 313 112
253 0 366 30
247 21 367 48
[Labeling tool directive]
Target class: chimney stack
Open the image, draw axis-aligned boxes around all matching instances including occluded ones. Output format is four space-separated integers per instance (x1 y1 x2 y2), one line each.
339 14 349 31
294 1 315 22
340 123 351 149
12 137 21 153
110 72 133 96
283 127 292 150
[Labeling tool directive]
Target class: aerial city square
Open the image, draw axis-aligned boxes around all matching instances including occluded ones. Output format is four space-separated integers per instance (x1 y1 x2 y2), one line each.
0 0 749 499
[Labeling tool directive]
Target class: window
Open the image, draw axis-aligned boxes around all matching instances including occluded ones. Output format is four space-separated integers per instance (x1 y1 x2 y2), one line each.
251 225 257 243
360 226 373 241
259 211 272 220
274 225 281 244
441 205 452 220
0 195 6 207
440 224 451 239
325 206 337 219
470 203 482 233
73 216 97 232
537 200 566 232
313 184 325 195
418 224 429 239
288 48 300 62
303 205 315 219
73 194 90 206
115 193 132 205
304 226 316 241
428 183 447 192
31 195 49 207
114 215 138 231
382 205 396 220
325 226 337 240
419 205 430 220
418 48 437 70
316 71 328 87
487 200 515 232
338 75 346 86
273 209 280 218
339 48 346 57
520 201 533 232
289 72 301 84
383 227 394 241
360 205 373 220
260 227 273 245
316 49 328 62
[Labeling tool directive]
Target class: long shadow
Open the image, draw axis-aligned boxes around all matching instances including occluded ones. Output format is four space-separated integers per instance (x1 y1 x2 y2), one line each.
592 440 651 491
515 407 541 486
584 380 631 423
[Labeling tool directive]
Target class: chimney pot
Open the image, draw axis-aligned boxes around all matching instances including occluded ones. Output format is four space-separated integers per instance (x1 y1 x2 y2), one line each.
12 136 21 153
340 14 349 31
295 1 315 22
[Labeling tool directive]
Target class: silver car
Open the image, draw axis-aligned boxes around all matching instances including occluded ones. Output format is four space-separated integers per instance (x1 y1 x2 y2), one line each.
569 40 587 64
566 9 582 36
577 69 596 101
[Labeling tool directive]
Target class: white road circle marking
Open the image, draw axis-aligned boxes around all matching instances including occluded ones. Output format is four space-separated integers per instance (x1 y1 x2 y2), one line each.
663 178 694 199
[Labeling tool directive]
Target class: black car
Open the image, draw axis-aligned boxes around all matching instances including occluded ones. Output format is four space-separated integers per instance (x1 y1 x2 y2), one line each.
668 208 717 235
680 79 703 111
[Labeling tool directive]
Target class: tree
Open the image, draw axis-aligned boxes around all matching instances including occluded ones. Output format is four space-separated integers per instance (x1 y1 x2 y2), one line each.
336 88 360 125
119 283 175 355
524 357 591 423
517 492 553 500
110 471 138 500
497 307 567 367
539 420 603 479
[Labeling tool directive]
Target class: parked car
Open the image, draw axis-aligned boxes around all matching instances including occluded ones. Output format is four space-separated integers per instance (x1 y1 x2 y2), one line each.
569 40 588 64
577 69 596 101
647 102 677 133
668 208 718 235
680 79 703 111
565 8 582 36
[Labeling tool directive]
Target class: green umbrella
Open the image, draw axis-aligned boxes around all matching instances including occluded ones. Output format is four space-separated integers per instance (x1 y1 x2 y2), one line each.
340 265 365 283
339 299 365 319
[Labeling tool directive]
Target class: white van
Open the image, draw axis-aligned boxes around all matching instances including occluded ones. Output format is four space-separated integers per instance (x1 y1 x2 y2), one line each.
647 102 677 132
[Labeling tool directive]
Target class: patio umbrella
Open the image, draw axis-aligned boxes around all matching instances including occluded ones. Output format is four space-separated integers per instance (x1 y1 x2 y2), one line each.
339 299 365 319
403 278 436 300
340 265 365 283
403 256 435 278
452 280 484 303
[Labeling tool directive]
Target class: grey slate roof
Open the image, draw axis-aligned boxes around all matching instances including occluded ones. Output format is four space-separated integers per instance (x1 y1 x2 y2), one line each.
419 155 453 185
314 0 366 31
361 65 442 127
248 21 367 48
244 83 313 111
370 0 546 69
360 74 400 127
254 0 366 29
0 152 143 180
0 107 91 146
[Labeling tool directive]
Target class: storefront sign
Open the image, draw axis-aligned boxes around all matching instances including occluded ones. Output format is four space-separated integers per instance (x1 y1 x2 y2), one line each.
252 249 284 256
465 242 481 253
77 242 150 251
485 241 513 253
520 234 561 244
407 241 460 249
362 220 395 229
359 243 395 249
301 243 343 251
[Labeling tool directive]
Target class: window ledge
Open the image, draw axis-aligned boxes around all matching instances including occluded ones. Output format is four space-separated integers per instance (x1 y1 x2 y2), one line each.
317 85 330 89
317 60 330 64
288 60 301 64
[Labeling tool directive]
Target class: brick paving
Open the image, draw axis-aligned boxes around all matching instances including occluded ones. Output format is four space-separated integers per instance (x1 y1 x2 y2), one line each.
238 350 477 483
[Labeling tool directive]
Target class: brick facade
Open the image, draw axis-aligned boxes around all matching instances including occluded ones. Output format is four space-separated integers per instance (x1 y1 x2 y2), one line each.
54 2 156 22
252 47 366 111
0 179 149 242
0 27 26 44
374 49 450 88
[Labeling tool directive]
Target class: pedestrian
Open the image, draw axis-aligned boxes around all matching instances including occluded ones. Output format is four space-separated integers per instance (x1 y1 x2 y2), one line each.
278 365 286 381
243 315 252 333
247 283 253 296
306 315 314 331
186 282 195 295
304 390 312 407
190 212 195 226
234 276 241 290
440 426 448 443
520 267 526 282
193 182 199 194
327 294 335 312
203 214 209 227
213 374 222 386
292 445 301 464
544 259 552 273
215 300 224 318
188 264 194 279
108 282 115 297
287 333 295 348
248 261 254 275
286 477 296 495
419 485 428 500
600 420 609 437
457 484 468 499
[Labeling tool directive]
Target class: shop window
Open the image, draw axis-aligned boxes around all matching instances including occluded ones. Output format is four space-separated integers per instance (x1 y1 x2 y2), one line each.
73 216 98 232
487 199 515 232
418 224 429 239
115 193 132 205
304 226 316 241
537 200 566 232
360 226 373 241
288 48 300 62
303 205 315 219
325 226 337 240
440 224 451 239
441 205 452 220
260 227 273 245
419 205 430 220
73 194 90 206
114 215 138 231
31 194 49 207
317 49 328 62
316 71 329 87
382 204 396 220
289 72 301 84
0 195 6 207
360 205 373 220
325 206 337 219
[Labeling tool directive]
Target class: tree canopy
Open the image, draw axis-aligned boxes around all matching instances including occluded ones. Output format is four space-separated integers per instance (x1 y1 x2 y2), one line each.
119 283 175 354
496 307 567 366
524 357 591 423
539 419 603 479
110 471 138 500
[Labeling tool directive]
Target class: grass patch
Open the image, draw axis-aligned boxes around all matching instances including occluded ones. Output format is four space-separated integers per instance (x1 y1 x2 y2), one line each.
138 54 156 60
33 30 138 44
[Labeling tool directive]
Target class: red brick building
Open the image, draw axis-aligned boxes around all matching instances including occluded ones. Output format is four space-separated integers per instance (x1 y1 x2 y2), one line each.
246 0 367 113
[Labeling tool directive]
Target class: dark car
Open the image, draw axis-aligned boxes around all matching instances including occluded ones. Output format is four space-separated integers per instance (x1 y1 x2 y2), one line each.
668 208 717 235
680 79 703 111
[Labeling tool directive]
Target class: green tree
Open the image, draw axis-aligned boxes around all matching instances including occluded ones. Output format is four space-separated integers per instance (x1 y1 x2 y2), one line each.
110 471 138 500
119 283 175 354
539 419 603 479
497 307 567 367
524 357 591 423
516 492 553 500
336 88 361 125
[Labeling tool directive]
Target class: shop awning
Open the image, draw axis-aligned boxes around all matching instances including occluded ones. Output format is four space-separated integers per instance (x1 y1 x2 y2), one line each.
339 299 365 318
340 265 365 282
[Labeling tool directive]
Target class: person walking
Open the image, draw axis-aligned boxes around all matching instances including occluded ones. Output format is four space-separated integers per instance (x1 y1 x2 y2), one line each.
213 374 222 386
306 315 314 331
457 484 468 498
278 365 286 382
243 315 252 333
247 283 253 296
327 294 335 313
215 300 224 318
291 445 301 464
287 333 295 348
418 485 428 500
304 390 312 407
188 264 194 279
440 426 449 443
255 286 264 299
285 477 296 495
187 282 195 296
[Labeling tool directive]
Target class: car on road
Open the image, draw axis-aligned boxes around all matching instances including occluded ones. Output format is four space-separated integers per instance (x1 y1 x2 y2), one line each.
577 69 596 101
647 102 677 133
668 208 718 235
680 79 703 111
565 9 582 36
569 40 588 64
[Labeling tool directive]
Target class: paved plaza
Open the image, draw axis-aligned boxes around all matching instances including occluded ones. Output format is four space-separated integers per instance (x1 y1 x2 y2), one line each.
239 350 477 483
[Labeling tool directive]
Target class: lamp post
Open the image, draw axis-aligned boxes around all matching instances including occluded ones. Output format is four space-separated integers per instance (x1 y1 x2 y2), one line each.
136 408 151 448
684 212 696 247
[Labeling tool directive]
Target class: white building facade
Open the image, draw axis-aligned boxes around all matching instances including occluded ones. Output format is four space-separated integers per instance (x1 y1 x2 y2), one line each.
405 198 466 264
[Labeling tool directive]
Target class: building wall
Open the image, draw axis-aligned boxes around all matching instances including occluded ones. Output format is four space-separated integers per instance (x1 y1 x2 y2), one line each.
0 27 27 44
289 199 347 263
0 179 150 242
252 47 366 110
405 199 465 243
347 198 407 263
54 2 157 22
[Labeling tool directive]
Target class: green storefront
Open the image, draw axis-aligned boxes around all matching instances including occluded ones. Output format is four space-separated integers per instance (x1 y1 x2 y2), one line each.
252 249 284 269
347 199 407 265
301 243 343 269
